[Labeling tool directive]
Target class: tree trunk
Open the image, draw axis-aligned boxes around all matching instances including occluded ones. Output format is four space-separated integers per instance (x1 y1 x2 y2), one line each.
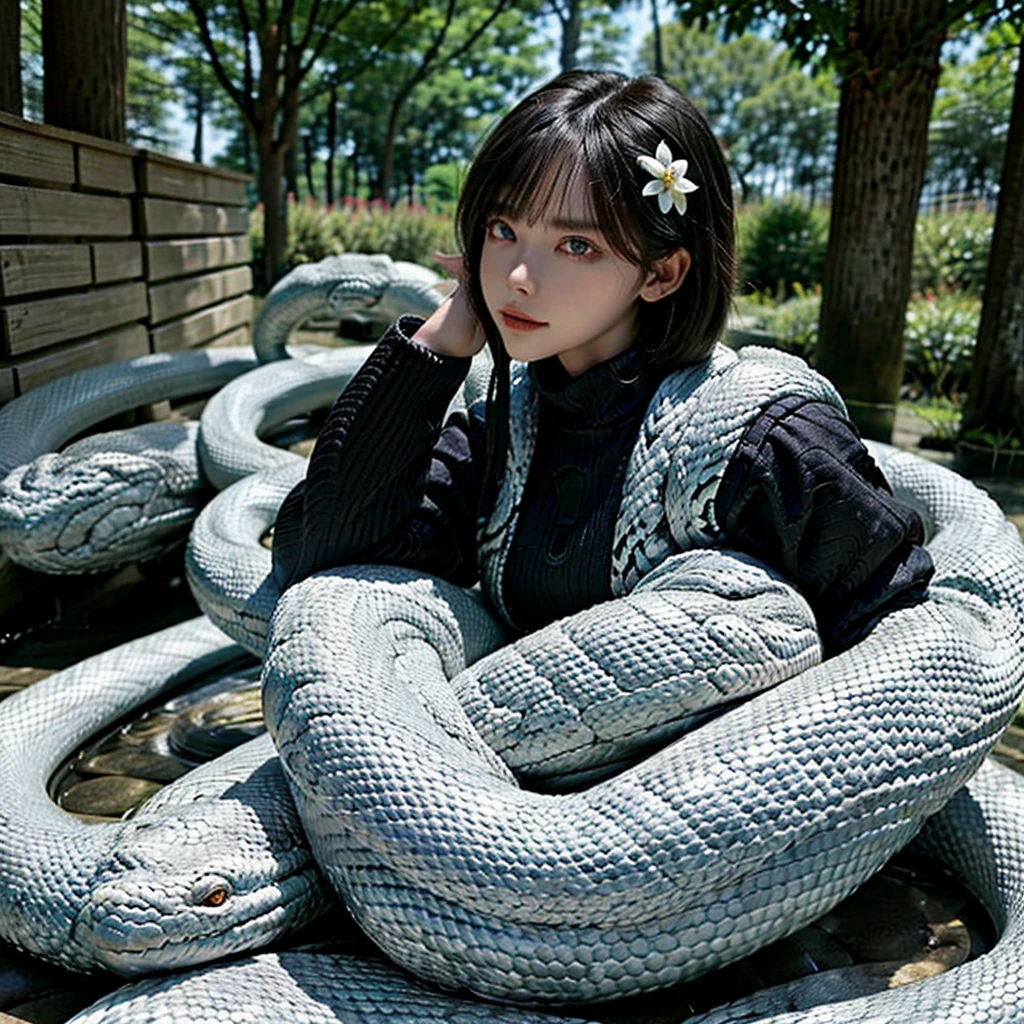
649 0 664 79
42 0 126 142
0 0 22 116
260 145 287 290
285 143 300 200
192 81 205 164
303 133 316 200
380 96 404 202
961 36 1024 442
558 0 583 73
814 0 945 441
325 88 337 205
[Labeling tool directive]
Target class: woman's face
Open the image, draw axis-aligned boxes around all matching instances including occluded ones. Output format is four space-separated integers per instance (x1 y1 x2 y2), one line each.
479 173 648 377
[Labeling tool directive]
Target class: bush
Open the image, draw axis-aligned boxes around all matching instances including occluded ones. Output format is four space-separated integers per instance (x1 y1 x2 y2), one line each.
738 199 829 299
901 294 980 399
733 286 820 362
911 209 993 297
250 197 456 293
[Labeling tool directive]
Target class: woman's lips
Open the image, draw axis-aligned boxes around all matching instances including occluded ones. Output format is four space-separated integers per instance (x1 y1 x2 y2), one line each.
498 308 548 332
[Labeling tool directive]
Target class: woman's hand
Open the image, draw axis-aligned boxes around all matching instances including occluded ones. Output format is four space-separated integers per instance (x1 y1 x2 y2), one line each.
411 252 486 359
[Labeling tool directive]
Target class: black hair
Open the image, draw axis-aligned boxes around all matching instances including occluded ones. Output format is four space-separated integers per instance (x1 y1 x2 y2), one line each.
455 70 736 493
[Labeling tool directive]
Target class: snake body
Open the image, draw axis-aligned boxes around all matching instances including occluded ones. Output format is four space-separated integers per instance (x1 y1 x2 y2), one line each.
0 348 257 573
252 254 443 363
0 616 327 976
60 758 1024 1023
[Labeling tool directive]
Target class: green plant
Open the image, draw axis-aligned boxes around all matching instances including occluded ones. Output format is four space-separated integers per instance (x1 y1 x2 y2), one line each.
250 198 456 293
907 397 962 446
901 294 979 400
738 199 829 299
912 210 994 297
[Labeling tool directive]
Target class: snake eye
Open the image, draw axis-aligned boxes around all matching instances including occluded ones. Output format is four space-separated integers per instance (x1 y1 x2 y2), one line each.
199 886 228 908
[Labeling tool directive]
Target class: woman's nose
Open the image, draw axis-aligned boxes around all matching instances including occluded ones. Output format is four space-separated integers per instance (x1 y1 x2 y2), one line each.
507 259 535 295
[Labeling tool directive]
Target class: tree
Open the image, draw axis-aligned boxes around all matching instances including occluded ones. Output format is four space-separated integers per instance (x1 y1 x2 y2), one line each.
675 0 1022 441
158 0 414 287
960 31 1024 444
927 25 1018 202
546 0 628 71
638 21 836 202
42 0 127 142
1 0 21 115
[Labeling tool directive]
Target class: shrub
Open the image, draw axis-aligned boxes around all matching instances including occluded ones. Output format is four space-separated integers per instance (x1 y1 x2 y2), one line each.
911 209 993 297
733 287 820 362
250 197 456 293
901 294 980 400
738 199 829 299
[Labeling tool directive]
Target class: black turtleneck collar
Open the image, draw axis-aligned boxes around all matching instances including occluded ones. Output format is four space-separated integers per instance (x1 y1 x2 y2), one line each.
528 344 663 429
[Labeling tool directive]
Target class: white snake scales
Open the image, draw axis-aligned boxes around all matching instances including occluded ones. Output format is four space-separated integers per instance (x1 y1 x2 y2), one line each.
0 256 1023 1021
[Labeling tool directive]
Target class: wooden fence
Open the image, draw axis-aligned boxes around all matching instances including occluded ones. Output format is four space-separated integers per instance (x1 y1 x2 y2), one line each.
0 112 253 407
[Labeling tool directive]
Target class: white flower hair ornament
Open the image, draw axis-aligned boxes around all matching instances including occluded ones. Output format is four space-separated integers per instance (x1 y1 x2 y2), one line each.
637 140 699 216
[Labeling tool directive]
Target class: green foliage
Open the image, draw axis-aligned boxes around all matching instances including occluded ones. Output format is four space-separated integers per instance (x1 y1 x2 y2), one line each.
738 199 829 298
912 209 995 296
927 24 1019 200
907 397 963 444
902 294 981 399
736 286 820 361
249 198 455 294
638 20 837 202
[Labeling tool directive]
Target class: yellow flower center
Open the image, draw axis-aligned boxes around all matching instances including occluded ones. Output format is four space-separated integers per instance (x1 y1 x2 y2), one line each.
662 167 676 186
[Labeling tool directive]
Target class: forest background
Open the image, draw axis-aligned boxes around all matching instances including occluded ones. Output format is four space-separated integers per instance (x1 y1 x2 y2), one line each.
4 0 1023 452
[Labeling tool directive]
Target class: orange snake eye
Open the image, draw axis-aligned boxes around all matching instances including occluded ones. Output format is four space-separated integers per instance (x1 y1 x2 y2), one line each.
200 887 228 907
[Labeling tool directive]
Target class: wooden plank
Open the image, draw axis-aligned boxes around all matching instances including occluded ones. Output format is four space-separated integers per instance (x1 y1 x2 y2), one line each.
203 174 248 207
150 294 252 351
1 281 148 356
144 235 252 282
13 322 149 392
0 182 133 238
137 151 250 205
0 110 137 157
0 120 76 185
148 265 252 324
0 244 92 297
139 197 248 239
207 323 251 348
77 146 135 194
91 241 143 284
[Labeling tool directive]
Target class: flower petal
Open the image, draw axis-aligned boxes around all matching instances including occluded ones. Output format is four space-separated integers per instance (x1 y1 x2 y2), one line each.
642 179 665 196
656 140 673 166
668 158 688 178
672 191 688 216
674 177 700 194
637 154 666 178
658 189 673 214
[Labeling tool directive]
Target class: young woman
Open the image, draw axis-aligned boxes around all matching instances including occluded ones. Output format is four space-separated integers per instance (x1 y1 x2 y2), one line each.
272 70 932 657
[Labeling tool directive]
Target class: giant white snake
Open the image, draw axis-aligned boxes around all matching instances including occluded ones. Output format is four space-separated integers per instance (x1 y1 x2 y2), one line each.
1 255 1023 1020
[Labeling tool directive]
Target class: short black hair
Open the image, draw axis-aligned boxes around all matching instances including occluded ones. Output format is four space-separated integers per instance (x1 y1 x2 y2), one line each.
456 71 736 490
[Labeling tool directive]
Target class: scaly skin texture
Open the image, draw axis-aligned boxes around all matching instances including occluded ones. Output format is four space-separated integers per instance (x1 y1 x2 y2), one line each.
0 347 257 573
0 616 329 976
65 761 1024 1024
252 254 443 363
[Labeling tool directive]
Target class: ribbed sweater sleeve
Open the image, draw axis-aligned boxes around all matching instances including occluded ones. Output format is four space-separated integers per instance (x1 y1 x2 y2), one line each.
715 395 934 656
272 315 480 590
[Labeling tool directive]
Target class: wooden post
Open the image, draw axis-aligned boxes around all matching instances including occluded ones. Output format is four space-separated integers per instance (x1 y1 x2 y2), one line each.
0 0 22 117
42 0 127 143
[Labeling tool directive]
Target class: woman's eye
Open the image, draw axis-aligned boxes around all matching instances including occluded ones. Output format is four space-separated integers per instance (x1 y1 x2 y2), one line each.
488 220 515 241
563 237 595 257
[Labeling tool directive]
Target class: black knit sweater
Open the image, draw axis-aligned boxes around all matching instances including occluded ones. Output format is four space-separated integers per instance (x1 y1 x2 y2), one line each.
272 317 933 655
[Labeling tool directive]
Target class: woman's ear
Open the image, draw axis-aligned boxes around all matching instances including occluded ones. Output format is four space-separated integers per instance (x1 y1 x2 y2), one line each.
638 248 691 303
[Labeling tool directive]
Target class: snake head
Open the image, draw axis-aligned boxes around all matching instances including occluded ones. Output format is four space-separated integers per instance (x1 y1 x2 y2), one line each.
0 422 208 573
71 744 332 976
